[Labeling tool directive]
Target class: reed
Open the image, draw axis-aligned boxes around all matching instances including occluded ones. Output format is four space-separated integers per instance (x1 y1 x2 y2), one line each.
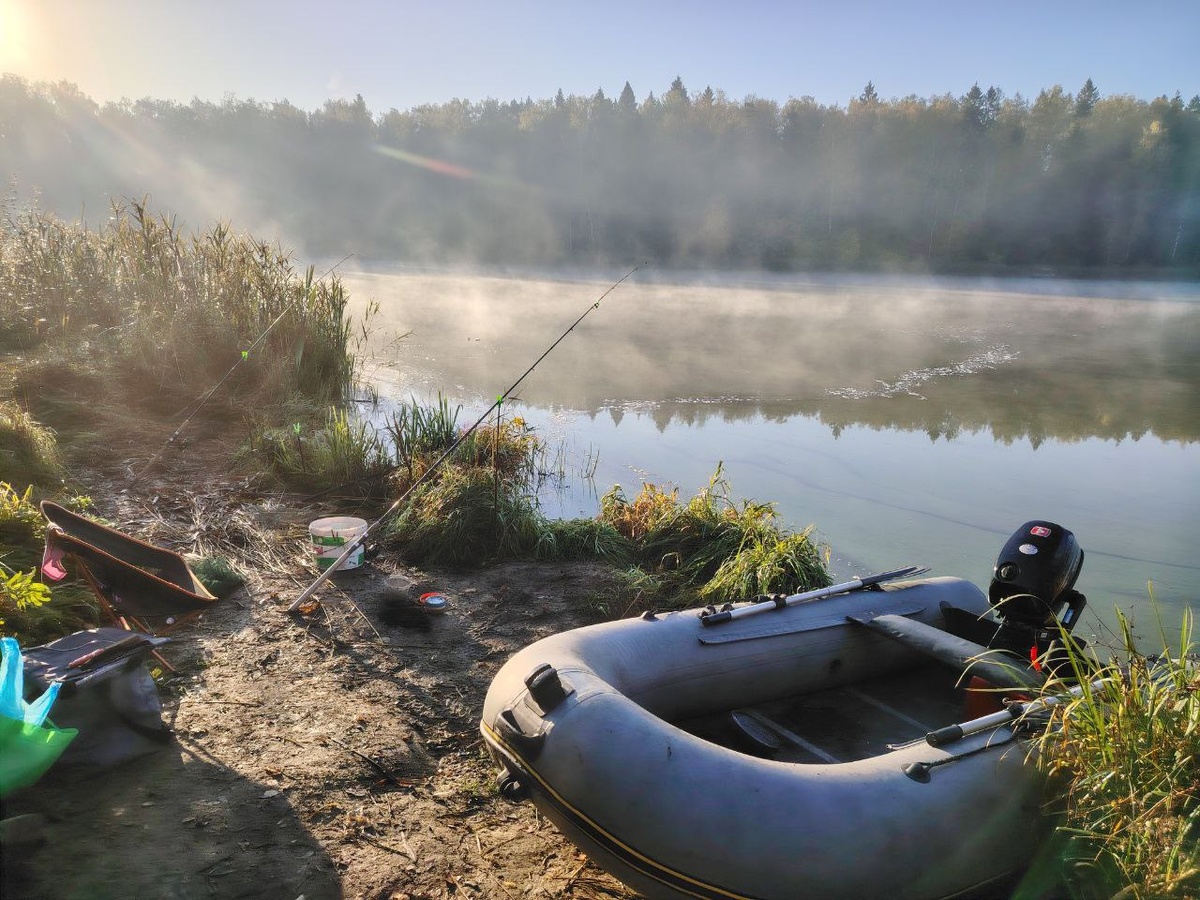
384 393 461 484
1030 607 1200 899
0 201 357 414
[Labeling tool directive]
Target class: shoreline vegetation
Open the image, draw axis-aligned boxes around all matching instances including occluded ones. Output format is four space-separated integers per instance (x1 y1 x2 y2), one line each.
3 208 1197 898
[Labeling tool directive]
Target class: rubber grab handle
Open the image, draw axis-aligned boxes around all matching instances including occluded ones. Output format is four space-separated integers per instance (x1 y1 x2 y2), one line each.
495 708 548 760
921 724 960 748
925 725 964 747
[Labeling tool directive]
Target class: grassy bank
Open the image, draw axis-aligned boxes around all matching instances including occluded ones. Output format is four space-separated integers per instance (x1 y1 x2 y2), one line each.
0 203 831 632
1025 613 1200 899
0 202 361 639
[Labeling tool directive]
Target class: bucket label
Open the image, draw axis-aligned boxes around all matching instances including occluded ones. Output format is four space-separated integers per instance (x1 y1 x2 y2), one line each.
309 517 368 572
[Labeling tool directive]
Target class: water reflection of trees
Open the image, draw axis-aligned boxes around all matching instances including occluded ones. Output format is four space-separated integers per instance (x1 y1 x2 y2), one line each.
592 362 1199 446
352 272 1200 447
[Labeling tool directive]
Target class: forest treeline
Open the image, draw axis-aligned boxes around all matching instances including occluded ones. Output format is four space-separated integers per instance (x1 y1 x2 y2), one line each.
2 74 1198 272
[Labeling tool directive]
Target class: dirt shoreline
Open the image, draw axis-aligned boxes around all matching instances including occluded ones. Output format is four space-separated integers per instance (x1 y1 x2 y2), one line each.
1 447 641 900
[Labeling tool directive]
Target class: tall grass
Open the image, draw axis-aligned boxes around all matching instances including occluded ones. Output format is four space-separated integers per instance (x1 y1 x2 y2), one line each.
0 200 356 410
384 393 460 486
1031 608 1200 899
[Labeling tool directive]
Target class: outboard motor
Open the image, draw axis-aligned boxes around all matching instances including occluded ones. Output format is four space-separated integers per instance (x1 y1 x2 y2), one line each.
987 520 1087 662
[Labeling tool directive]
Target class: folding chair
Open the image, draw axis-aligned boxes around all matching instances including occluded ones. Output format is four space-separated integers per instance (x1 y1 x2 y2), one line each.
39 502 219 670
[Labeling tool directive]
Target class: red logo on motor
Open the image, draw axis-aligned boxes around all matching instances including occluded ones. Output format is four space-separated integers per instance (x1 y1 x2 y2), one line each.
1030 525 1052 537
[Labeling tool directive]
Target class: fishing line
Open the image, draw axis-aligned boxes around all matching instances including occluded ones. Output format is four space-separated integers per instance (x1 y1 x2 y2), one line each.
131 253 354 482
289 262 646 612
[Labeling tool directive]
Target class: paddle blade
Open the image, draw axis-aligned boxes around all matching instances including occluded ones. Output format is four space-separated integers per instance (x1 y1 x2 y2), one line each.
860 565 930 587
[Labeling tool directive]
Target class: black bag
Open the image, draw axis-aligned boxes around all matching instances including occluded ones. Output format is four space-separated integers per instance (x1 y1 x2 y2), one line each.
22 628 173 770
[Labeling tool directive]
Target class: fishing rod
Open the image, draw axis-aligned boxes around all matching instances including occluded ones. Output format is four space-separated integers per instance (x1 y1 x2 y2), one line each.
132 252 354 482
288 263 645 613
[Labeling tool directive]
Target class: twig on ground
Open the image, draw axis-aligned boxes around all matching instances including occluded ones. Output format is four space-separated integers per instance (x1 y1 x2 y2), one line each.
327 735 414 789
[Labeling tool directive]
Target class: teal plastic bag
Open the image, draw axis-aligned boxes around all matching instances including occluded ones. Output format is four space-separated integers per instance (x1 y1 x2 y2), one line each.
0 636 77 795
1 635 60 726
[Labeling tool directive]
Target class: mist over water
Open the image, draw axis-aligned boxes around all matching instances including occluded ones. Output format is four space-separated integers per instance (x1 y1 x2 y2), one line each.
346 267 1200 644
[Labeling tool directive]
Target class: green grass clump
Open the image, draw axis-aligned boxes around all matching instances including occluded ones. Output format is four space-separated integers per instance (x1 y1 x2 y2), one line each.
383 409 559 566
599 464 830 608
536 518 629 562
0 402 64 489
187 555 247 598
1031 608 1200 899
389 465 544 566
251 407 394 495
0 484 99 642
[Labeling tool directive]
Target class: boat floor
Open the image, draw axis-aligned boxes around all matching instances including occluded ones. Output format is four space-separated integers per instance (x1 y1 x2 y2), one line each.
678 665 968 764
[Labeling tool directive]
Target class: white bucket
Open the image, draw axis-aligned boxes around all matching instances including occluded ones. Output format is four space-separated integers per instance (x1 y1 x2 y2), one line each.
309 516 368 571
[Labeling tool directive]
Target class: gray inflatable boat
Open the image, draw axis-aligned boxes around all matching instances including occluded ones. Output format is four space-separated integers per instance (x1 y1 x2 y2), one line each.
481 574 1057 900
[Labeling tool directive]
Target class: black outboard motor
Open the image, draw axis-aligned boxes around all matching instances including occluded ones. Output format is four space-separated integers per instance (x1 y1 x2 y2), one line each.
987 520 1087 662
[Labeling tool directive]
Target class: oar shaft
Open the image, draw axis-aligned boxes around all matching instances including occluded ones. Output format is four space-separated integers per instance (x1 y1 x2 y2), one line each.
699 565 928 626
736 577 865 619
700 581 858 626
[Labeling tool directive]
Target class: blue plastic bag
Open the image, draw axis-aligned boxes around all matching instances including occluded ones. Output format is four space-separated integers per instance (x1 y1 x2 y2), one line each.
1 636 60 726
0 636 76 795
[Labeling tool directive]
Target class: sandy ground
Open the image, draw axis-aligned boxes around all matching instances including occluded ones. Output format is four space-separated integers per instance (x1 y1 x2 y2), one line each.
0 443 642 900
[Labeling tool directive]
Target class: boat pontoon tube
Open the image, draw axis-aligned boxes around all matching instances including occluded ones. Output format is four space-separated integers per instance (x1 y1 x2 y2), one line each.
480 577 1047 900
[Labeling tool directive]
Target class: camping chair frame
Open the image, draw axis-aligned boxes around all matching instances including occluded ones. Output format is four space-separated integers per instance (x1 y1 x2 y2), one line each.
40 502 218 671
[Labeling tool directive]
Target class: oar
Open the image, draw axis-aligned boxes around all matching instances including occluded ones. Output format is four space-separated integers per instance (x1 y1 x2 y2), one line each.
924 675 1111 747
699 565 930 626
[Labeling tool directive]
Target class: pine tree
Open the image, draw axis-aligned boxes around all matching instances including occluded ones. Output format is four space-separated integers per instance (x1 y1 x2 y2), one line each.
617 82 637 116
1075 78 1099 117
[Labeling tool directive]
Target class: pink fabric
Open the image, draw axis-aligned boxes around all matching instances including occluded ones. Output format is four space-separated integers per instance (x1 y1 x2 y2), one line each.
40 528 69 582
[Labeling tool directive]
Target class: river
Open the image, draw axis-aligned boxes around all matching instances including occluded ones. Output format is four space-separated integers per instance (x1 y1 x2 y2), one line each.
341 266 1200 648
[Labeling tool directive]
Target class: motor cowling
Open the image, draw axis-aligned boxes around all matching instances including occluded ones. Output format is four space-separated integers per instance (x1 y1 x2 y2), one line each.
988 520 1084 629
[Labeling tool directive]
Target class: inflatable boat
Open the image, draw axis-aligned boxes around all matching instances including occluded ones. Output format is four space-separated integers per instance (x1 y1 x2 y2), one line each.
481 522 1088 900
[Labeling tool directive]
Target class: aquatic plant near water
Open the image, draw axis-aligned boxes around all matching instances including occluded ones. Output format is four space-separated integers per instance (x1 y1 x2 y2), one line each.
1032 607 1200 899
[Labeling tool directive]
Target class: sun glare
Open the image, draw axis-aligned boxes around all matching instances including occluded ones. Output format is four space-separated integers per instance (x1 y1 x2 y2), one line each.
1 2 15 61
0 0 31 68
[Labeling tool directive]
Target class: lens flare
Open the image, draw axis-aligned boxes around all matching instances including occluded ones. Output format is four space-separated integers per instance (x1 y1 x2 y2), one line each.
373 144 542 196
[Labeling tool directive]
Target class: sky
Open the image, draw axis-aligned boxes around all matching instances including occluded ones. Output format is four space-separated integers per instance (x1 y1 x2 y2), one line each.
1 0 1197 114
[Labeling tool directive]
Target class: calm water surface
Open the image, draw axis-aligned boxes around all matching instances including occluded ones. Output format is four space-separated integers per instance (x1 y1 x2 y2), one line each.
343 267 1200 646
